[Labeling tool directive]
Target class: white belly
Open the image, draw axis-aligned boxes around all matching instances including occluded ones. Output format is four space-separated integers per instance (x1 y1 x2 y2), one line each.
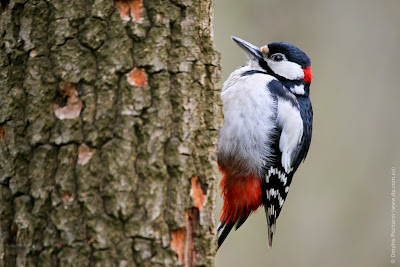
218 67 277 175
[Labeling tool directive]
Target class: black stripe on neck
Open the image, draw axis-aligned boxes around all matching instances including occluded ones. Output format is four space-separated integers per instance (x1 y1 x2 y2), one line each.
241 70 268 77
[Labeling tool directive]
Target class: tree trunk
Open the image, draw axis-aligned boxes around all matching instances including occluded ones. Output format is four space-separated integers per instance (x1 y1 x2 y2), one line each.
0 0 221 266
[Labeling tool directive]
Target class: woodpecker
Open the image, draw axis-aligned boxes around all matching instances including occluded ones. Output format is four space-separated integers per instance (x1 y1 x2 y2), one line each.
217 37 313 249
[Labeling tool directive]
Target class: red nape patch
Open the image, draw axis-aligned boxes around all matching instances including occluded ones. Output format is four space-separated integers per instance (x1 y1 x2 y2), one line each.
303 65 312 84
219 166 262 223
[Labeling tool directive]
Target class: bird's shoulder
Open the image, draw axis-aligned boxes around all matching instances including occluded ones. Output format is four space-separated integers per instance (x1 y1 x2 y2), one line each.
223 65 275 90
228 66 299 107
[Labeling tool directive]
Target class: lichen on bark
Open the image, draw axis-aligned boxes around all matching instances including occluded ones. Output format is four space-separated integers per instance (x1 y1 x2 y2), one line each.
0 0 221 266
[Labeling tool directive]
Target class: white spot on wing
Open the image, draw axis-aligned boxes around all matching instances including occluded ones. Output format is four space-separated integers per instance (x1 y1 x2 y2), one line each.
291 84 305 95
267 167 288 185
278 195 284 207
266 188 285 207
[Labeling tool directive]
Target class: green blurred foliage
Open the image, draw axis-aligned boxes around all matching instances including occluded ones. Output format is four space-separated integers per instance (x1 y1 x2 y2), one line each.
214 0 400 266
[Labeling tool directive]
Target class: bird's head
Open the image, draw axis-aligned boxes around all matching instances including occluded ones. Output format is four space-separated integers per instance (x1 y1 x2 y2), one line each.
232 36 312 95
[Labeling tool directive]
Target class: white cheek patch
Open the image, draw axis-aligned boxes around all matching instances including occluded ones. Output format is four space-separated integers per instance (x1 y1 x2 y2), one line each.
267 59 304 80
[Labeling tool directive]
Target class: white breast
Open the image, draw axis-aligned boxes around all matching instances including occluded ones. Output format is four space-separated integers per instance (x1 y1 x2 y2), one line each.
218 66 277 175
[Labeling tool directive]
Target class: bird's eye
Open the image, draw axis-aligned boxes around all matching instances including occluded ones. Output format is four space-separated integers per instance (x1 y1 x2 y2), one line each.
270 54 284 62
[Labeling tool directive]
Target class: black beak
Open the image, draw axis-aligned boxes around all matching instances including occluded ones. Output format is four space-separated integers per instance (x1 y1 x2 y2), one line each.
231 36 264 61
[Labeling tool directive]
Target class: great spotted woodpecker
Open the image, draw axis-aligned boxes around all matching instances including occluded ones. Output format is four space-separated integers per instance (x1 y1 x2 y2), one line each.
217 37 313 249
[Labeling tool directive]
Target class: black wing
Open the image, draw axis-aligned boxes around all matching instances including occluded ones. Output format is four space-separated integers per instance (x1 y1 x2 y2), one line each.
262 81 313 247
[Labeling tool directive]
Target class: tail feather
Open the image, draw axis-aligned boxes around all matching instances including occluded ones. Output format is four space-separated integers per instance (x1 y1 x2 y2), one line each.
217 221 235 249
235 216 248 231
217 164 262 250
262 166 295 248
266 212 276 248
217 216 250 250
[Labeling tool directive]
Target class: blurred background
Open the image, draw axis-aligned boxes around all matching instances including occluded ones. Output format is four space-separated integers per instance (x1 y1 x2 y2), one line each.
213 0 400 266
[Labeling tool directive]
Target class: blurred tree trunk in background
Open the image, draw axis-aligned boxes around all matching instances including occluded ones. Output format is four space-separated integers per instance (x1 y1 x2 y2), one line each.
0 0 221 266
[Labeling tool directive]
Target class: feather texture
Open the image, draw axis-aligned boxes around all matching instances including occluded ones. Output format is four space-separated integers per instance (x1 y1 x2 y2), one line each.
217 39 313 250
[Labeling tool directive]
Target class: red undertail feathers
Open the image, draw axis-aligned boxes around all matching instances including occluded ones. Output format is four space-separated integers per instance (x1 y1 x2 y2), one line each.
219 165 262 224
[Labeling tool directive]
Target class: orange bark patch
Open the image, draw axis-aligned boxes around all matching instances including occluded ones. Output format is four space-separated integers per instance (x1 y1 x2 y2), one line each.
78 144 95 165
54 82 83 120
127 68 147 87
171 228 185 263
170 208 199 266
115 0 143 21
190 177 206 210
115 1 130 21
61 191 74 202
0 126 5 141
130 0 143 21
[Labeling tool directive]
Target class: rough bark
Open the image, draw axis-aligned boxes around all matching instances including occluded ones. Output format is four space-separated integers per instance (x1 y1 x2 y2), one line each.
0 0 221 266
